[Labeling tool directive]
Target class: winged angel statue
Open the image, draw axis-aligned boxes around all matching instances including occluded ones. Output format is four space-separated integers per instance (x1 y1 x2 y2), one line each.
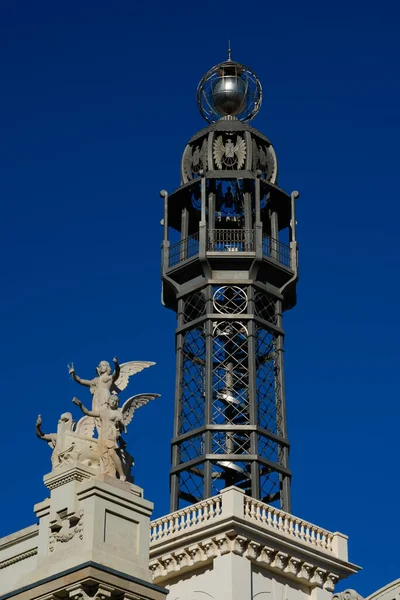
213 135 246 170
36 358 159 481
72 392 159 481
68 357 155 412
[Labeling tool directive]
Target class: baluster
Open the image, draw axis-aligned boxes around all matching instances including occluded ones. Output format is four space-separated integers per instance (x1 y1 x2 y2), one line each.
261 506 267 523
278 513 283 531
185 508 191 529
161 517 167 538
293 520 299 539
289 518 294 536
166 517 172 536
250 500 256 519
256 502 261 521
267 508 273 527
318 529 325 548
283 516 289 533
216 496 221 515
305 525 311 543
197 506 203 524
311 527 317 545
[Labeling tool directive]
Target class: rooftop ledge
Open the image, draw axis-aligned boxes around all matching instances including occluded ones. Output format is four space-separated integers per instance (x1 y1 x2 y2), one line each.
149 487 360 587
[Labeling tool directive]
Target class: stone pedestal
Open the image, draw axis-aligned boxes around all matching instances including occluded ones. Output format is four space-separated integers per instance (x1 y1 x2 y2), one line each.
0 463 167 600
33 463 152 582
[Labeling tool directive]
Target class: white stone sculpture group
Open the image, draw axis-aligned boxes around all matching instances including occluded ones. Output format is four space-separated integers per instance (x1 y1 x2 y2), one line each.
36 357 159 481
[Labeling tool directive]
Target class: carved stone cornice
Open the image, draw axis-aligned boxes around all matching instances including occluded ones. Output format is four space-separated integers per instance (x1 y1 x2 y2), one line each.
149 530 342 590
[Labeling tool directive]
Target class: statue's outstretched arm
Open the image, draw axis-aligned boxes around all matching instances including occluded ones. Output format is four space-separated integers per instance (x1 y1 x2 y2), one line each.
111 356 120 382
36 415 57 443
69 364 91 387
72 397 99 418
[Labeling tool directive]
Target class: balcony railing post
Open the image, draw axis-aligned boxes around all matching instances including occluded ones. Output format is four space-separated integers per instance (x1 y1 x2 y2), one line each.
163 240 170 272
199 223 207 261
255 224 263 259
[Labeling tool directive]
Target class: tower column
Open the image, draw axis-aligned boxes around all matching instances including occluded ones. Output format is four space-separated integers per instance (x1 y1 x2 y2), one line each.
162 54 298 512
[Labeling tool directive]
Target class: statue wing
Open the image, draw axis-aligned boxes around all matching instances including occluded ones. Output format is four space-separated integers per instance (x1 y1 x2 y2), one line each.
112 361 156 394
234 136 246 169
75 416 96 438
121 393 161 427
213 136 225 169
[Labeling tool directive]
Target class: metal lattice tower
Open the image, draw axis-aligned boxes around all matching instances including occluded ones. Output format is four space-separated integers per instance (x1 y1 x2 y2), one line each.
161 54 299 513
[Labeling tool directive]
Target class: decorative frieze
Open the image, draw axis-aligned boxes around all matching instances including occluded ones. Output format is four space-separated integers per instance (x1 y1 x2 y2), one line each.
0 548 37 570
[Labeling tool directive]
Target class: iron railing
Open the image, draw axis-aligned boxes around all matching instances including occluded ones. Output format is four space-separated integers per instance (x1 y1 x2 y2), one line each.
262 236 291 268
168 231 292 269
207 229 254 252
168 233 200 268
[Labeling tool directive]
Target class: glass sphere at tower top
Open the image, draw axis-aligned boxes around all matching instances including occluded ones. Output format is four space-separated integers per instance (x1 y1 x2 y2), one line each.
197 57 262 124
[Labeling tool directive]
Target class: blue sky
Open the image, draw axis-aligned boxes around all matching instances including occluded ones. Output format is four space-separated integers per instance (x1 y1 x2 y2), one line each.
1 1 399 596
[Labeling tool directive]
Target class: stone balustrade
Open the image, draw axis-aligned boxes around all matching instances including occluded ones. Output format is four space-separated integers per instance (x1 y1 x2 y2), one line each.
150 495 223 543
243 496 334 553
150 487 348 561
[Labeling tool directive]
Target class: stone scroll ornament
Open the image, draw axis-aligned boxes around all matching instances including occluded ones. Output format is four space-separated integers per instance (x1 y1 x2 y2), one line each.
36 357 160 481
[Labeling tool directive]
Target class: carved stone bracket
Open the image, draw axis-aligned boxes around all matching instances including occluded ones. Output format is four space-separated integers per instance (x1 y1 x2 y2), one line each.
333 590 364 600
49 510 83 553
65 583 114 600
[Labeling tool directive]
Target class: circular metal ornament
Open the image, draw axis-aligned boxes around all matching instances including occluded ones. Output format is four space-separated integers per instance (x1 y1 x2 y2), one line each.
213 286 248 314
197 59 262 124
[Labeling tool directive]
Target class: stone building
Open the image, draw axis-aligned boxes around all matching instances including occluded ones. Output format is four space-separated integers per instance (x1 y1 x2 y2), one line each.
0 54 394 600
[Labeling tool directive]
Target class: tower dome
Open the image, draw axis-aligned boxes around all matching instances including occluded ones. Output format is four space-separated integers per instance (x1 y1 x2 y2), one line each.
181 118 278 185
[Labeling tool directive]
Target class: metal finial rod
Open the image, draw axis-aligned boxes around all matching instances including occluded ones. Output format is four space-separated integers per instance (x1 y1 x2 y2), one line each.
227 40 232 60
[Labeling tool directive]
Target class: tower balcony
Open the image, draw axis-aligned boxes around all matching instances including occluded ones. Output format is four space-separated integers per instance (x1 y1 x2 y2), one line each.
164 228 294 289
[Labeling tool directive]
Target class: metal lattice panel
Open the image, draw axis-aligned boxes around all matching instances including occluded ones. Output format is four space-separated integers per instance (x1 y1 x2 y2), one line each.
179 465 204 505
255 326 283 436
212 321 250 426
258 435 280 464
260 469 281 505
183 290 206 324
211 431 251 455
254 290 277 324
211 460 251 496
179 327 206 434
179 434 204 464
